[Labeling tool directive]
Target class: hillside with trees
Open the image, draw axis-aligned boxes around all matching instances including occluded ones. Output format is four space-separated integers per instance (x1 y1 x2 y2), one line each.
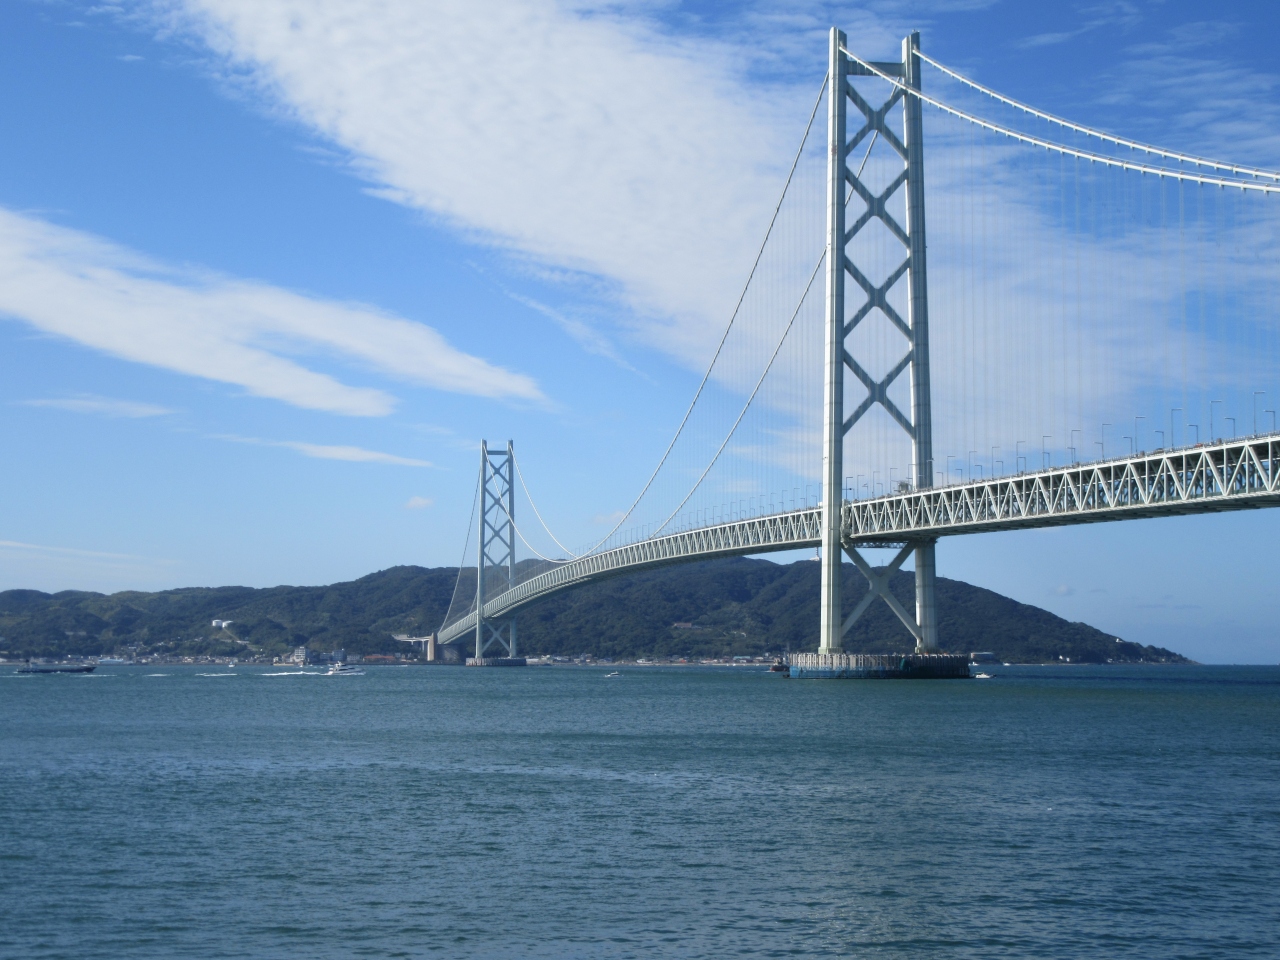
0 557 1188 664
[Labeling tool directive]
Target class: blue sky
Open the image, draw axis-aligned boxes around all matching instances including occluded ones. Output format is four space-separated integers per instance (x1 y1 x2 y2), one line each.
2 0 1279 663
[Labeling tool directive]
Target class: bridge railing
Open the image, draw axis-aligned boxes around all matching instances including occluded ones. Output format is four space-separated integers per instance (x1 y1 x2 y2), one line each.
440 434 1280 645
438 506 823 645
845 435 1280 540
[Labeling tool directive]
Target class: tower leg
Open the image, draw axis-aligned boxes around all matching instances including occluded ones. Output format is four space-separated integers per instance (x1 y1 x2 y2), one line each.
914 540 938 652
819 26 848 655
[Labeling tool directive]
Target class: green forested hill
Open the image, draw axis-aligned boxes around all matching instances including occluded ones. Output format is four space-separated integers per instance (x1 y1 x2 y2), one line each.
0 557 1187 663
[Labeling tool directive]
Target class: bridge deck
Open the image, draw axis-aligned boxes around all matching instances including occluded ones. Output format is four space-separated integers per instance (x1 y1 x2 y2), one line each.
438 434 1280 644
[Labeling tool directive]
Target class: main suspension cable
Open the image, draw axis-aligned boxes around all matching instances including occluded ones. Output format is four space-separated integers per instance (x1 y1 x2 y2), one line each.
654 249 826 535
916 50 1280 182
440 470 481 630
843 48 1280 194
513 455 578 559
582 69 830 555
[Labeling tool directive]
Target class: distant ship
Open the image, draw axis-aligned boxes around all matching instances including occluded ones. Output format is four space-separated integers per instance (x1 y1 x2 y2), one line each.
17 661 96 674
97 657 128 665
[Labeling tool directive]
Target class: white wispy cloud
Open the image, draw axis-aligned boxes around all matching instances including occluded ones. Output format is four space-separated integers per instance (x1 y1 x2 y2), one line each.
214 433 434 466
20 394 174 418
508 292 634 371
96 3 1280 530
404 495 433 509
0 207 544 416
0 539 177 593
0 539 151 561
1104 24 1280 167
135 0 803 367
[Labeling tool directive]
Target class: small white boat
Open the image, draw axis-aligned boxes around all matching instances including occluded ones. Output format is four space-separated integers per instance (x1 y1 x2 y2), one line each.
973 672 993 679
326 663 365 676
605 671 620 678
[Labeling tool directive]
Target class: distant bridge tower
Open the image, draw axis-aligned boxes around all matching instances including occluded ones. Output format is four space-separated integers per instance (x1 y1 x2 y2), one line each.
820 29 938 654
475 440 518 660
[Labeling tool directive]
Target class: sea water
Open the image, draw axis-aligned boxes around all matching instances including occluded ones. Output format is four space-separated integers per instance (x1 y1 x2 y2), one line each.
1 663 1277 959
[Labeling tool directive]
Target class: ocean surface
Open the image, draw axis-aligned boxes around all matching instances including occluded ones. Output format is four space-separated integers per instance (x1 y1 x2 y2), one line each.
1 663 1278 959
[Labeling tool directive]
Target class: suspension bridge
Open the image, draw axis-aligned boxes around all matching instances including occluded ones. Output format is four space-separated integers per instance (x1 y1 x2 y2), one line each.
435 29 1280 672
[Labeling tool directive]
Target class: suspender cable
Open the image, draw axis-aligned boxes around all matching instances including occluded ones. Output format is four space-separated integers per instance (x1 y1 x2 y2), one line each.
655 251 826 534
916 50 1280 182
842 48 1280 193
584 71 830 554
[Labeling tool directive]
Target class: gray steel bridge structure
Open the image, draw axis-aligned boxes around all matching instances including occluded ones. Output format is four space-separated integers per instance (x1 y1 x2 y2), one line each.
437 435 1280 647
438 27 1280 659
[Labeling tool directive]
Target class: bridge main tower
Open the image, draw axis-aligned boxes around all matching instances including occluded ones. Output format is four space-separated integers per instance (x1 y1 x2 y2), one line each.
474 440 518 662
819 29 938 655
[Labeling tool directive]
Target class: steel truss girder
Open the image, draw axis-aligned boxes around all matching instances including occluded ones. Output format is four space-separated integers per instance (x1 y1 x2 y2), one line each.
843 434 1280 541
437 431 1280 647
439 508 824 645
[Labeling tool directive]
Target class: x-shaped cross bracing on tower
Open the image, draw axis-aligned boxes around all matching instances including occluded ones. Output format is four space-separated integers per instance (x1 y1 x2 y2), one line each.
475 441 518 660
819 28 938 654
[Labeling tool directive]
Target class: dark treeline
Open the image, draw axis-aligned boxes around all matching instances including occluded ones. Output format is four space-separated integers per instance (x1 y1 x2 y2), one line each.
0 557 1188 663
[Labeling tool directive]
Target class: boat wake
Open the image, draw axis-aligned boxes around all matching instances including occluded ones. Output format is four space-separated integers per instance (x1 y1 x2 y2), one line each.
262 671 322 676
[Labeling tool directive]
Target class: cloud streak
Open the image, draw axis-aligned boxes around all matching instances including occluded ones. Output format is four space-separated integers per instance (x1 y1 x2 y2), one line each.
214 433 434 466
0 539 154 561
0 539 177 593
21 395 174 418
139 0 802 367
0 207 544 416
508 292 635 371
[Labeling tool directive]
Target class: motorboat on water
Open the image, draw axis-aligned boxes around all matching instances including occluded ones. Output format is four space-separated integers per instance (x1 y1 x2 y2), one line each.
326 662 365 676
605 671 620 678
973 672 993 679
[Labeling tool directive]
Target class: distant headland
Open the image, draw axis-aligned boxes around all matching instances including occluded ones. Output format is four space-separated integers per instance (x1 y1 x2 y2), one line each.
0 556 1189 665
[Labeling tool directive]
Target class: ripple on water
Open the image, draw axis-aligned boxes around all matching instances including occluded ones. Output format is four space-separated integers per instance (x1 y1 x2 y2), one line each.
0 664 1277 959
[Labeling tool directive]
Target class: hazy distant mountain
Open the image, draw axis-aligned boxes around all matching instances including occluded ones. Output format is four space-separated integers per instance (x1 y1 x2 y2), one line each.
0 557 1188 664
